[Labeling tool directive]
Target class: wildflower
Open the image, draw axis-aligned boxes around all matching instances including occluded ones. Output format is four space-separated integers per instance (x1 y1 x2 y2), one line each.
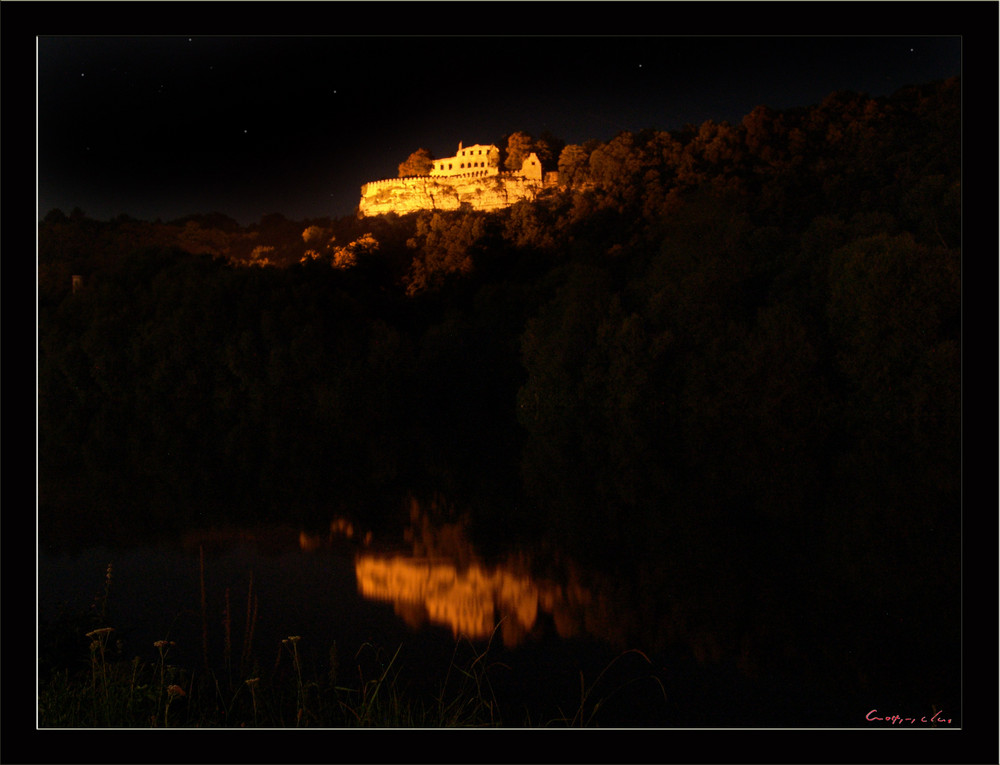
153 640 175 649
245 677 260 687
86 627 114 639
287 636 301 644
167 684 186 698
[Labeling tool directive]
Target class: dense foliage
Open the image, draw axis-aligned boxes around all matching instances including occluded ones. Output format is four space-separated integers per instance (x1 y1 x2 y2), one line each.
39 80 960 697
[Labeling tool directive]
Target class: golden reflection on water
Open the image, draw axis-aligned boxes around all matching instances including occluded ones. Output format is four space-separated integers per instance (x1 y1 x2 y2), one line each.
299 517 373 551
176 496 800 677
297 495 762 674
354 555 548 643
299 495 605 647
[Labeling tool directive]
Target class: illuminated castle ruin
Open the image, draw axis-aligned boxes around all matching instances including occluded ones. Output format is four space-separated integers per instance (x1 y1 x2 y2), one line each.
429 142 503 178
358 141 552 217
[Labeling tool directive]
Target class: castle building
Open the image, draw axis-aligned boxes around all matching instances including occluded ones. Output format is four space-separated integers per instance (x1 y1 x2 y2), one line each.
429 142 501 178
358 140 548 217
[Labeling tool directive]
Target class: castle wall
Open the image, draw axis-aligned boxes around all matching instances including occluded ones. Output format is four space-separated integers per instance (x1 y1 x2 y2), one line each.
359 172 543 217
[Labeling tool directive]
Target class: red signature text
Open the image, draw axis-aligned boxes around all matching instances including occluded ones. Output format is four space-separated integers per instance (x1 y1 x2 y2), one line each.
865 709 953 725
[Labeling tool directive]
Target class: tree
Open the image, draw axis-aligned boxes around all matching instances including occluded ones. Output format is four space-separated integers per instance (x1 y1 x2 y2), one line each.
302 224 332 246
557 144 591 187
332 232 379 269
535 131 566 172
503 132 534 172
398 148 435 178
403 212 484 295
177 220 234 257
249 245 277 267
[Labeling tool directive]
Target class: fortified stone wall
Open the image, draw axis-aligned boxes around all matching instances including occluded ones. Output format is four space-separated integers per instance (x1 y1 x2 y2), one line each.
359 172 543 217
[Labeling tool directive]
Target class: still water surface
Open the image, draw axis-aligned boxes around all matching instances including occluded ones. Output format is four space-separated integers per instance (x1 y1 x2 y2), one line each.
39 496 744 726
37 488 959 728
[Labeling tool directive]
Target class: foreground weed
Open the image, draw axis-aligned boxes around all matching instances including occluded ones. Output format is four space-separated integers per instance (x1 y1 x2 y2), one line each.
245 678 261 727
164 683 187 728
436 624 506 726
335 642 412 727
41 564 661 728
281 636 310 726
153 641 175 690
85 627 114 725
241 571 258 678
94 563 113 624
550 648 667 727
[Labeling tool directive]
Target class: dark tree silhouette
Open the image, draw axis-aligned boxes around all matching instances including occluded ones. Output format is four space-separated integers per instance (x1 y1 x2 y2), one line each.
398 148 435 178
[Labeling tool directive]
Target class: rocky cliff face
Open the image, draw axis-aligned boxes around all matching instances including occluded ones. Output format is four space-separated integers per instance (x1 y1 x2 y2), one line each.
359 174 543 217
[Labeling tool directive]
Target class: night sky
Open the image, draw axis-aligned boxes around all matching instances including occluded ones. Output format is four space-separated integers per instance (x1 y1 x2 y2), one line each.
35 21 964 225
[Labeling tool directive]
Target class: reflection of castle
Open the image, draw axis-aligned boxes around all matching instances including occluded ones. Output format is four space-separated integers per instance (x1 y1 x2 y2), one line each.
299 493 784 675
299 496 759 674
354 555 548 645
298 495 603 647
358 141 548 217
